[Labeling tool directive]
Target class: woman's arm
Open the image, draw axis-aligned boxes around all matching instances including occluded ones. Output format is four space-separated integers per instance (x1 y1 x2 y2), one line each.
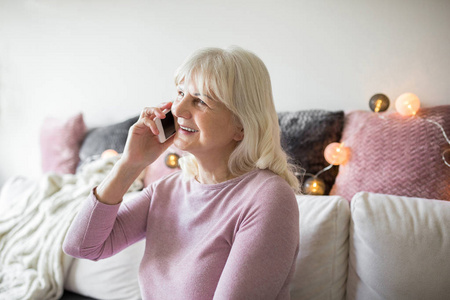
63 102 174 259
214 183 299 300
62 187 152 260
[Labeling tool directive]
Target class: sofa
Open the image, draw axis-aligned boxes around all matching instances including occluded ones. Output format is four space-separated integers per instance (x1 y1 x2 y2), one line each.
0 104 449 299
292 192 450 300
60 191 450 300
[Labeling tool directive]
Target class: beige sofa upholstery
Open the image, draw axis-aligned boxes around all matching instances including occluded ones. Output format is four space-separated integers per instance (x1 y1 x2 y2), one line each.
291 192 450 300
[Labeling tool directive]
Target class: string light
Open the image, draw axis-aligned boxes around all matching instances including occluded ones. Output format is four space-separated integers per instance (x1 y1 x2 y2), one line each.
301 92 449 195
303 177 326 195
302 142 348 194
165 153 180 168
395 93 421 116
369 94 390 113
393 94 449 168
101 149 119 159
324 142 350 165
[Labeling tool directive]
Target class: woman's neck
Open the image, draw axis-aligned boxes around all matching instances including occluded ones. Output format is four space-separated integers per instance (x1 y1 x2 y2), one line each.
195 156 235 184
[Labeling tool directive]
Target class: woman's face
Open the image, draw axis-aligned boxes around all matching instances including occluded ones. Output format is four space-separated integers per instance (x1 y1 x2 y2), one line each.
171 82 243 160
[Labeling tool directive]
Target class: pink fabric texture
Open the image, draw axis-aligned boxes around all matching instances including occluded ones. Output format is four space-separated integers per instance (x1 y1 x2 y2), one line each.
40 113 87 174
330 105 450 201
143 146 185 186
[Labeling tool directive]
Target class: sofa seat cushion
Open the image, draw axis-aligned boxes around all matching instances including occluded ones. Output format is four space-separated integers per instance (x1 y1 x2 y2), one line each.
290 195 350 300
347 192 450 300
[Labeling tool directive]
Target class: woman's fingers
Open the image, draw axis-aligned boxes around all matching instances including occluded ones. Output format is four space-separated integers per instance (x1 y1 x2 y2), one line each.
160 101 173 111
140 107 162 121
143 117 159 136
138 102 173 136
140 103 173 120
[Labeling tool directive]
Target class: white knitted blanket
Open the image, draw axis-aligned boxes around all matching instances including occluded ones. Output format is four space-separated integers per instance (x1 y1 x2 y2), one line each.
0 156 142 300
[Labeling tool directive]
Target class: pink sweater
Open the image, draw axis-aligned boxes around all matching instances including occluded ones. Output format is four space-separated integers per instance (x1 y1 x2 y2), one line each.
63 169 299 299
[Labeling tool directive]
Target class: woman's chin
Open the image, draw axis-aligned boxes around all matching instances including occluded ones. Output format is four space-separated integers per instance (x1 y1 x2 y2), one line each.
173 136 191 151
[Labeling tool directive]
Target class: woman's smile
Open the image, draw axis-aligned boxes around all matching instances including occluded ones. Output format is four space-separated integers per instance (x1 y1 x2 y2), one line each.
179 125 199 133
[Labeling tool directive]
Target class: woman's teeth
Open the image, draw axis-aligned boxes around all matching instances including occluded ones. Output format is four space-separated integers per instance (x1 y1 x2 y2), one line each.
180 125 198 132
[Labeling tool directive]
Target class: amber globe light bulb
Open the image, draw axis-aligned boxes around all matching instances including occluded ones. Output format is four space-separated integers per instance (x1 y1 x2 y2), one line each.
165 153 180 168
303 177 326 195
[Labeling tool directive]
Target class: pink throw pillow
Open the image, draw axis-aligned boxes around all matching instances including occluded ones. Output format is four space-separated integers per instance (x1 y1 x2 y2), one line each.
40 113 87 174
143 146 185 186
330 105 450 201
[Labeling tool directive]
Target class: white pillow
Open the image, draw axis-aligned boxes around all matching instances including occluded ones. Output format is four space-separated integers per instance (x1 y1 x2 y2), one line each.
64 191 145 300
347 192 450 300
290 195 350 300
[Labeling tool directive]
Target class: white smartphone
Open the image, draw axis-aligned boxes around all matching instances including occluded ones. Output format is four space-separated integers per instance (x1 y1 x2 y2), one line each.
155 109 176 143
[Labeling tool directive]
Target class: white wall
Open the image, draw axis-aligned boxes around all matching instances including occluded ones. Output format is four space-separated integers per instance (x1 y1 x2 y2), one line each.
1 0 449 185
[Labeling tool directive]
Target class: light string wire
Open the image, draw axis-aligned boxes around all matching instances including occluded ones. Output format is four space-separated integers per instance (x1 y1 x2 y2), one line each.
423 117 450 167
377 112 450 168
300 164 333 179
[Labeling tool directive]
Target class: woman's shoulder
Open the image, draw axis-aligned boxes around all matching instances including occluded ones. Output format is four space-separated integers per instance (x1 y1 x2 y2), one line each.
239 170 299 225
242 169 297 205
249 169 294 191
145 170 184 190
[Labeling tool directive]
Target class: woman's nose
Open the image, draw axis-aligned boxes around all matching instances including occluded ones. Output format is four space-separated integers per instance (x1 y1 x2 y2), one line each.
172 97 191 120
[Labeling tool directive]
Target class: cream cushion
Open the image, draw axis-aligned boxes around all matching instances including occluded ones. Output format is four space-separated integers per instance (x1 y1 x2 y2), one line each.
290 195 350 300
347 192 450 300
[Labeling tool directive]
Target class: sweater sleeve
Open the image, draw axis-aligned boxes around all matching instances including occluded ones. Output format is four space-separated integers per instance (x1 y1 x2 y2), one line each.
63 187 151 261
213 180 299 300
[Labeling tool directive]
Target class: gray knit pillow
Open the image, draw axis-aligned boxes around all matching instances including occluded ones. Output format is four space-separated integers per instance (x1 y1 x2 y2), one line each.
78 116 139 170
278 110 345 194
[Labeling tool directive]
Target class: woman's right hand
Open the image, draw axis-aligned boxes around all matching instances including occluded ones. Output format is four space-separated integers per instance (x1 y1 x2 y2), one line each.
120 102 175 171
95 102 175 205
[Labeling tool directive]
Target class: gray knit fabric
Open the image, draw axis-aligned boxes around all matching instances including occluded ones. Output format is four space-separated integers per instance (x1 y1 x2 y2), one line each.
78 116 139 170
278 110 344 194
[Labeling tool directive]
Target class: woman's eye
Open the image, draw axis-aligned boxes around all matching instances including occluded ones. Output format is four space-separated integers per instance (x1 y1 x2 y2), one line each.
195 98 206 106
177 91 184 98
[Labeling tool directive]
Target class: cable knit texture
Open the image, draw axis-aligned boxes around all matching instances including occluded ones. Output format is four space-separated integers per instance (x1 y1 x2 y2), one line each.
331 105 450 201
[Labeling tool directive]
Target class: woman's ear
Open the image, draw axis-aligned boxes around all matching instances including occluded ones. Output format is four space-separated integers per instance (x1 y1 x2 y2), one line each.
233 126 244 142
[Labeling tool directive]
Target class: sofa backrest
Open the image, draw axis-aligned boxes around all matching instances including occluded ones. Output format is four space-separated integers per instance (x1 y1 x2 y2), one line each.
347 192 450 300
291 195 350 300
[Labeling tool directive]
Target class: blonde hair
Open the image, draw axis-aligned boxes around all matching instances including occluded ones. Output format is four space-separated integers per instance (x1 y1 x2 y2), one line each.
174 46 301 193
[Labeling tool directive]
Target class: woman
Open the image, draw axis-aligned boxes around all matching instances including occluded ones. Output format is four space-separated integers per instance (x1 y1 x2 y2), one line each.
63 46 300 299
